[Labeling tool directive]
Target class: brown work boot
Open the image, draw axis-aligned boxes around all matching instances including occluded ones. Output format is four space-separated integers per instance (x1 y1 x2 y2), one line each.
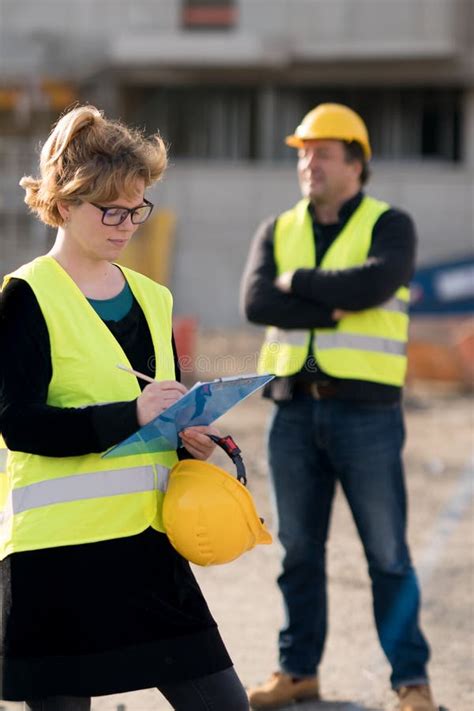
248 671 320 709
397 684 437 711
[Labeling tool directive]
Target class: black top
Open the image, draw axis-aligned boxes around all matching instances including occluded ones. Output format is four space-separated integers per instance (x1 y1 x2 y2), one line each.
240 192 417 402
0 277 231 701
1 278 143 455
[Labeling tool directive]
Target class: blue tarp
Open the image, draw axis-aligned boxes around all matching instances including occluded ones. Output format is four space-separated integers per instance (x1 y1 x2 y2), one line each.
410 255 474 315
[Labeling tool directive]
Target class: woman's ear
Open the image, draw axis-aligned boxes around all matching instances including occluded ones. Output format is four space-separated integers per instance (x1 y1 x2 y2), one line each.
57 201 71 225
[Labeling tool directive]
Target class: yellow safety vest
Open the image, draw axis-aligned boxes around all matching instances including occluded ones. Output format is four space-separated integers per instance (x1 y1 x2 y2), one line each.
0 435 7 512
258 196 410 386
0 256 178 560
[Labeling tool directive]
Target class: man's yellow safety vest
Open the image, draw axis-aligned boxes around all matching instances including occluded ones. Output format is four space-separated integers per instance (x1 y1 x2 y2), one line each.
0 256 178 560
258 196 410 386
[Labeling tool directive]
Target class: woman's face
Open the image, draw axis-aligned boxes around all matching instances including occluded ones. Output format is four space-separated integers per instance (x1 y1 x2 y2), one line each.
61 181 148 262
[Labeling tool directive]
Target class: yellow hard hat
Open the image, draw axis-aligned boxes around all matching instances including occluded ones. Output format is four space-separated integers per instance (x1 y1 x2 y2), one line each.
286 103 372 160
163 435 272 566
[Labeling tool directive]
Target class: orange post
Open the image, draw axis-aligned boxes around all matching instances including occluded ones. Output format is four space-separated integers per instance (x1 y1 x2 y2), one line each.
173 316 198 382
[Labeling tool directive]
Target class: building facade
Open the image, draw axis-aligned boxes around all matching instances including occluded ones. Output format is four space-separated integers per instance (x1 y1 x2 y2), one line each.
1 0 473 325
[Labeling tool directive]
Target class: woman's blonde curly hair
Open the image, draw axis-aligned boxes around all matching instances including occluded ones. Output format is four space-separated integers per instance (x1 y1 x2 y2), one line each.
20 104 168 227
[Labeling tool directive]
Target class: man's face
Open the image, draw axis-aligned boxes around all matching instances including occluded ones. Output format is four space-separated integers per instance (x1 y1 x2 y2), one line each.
297 139 361 203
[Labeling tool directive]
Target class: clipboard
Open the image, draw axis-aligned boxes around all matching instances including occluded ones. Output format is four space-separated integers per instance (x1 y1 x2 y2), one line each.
103 373 274 458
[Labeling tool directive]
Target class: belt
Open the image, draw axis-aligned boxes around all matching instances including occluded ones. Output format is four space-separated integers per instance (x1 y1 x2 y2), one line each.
293 382 339 400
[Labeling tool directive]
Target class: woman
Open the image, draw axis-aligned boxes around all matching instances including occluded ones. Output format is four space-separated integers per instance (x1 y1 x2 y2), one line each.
0 105 249 711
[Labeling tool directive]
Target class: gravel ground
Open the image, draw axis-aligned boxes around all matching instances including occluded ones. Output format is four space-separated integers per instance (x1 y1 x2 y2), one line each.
1 330 472 711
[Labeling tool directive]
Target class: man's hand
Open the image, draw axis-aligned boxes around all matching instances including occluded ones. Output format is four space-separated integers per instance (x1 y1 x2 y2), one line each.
180 425 221 460
332 309 349 320
275 271 295 293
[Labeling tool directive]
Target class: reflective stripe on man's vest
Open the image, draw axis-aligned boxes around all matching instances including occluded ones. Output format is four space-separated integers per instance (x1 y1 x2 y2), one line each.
0 256 178 559
258 196 410 386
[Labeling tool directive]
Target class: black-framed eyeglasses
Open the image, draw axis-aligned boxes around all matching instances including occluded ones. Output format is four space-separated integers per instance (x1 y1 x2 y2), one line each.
91 198 154 226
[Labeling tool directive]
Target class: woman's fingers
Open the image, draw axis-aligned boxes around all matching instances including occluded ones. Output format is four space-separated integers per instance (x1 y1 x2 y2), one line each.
182 425 221 437
180 425 221 460
180 439 213 460
136 380 188 426
157 381 188 394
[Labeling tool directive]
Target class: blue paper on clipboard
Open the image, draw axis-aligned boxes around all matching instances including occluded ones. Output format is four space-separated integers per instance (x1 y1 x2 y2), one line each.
103 373 274 459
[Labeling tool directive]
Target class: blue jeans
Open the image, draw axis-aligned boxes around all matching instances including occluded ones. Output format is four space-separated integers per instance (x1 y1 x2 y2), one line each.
268 396 430 689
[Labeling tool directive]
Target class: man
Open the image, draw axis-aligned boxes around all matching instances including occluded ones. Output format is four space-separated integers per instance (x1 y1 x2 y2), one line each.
241 103 436 711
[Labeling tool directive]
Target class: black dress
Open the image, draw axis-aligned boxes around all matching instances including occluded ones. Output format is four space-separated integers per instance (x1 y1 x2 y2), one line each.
0 278 232 701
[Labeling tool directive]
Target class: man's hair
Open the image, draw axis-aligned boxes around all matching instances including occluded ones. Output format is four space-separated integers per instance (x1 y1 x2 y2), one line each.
343 141 370 186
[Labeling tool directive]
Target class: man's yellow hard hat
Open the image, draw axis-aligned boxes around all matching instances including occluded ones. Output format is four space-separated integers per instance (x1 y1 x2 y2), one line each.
163 435 272 566
285 103 372 160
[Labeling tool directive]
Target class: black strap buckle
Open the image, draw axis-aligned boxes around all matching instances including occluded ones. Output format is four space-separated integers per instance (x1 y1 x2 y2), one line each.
207 434 247 485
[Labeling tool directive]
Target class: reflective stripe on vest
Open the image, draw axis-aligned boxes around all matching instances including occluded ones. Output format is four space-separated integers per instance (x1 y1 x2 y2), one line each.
317 333 406 356
382 296 409 315
0 448 6 471
0 465 171 528
11 464 170 516
266 328 308 347
257 196 410 386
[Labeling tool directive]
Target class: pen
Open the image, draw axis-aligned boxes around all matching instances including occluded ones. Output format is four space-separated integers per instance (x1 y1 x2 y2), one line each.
116 363 156 385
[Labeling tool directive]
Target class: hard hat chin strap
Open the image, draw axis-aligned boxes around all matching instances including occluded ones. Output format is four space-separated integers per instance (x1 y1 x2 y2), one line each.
206 434 247 486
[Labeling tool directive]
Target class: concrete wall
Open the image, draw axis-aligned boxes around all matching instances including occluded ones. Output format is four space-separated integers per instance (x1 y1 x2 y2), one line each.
1 0 469 79
108 0 471 77
1 0 461 44
239 0 461 56
151 161 474 327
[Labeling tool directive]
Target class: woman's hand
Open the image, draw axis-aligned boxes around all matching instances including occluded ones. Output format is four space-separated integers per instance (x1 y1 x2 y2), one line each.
179 425 221 461
136 380 188 427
